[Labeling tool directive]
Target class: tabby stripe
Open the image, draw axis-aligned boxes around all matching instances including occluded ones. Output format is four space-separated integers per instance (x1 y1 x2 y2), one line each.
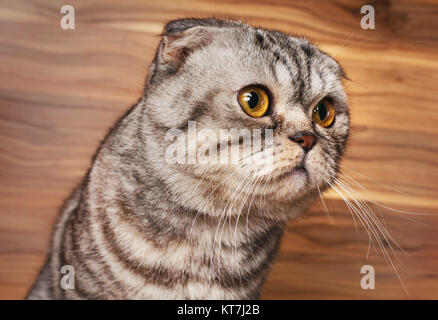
88 207 184 298
102 216 276 290
99 206 279 289
301 44 313 96
101 219 191 288
68 210 117 299
264 32 306 103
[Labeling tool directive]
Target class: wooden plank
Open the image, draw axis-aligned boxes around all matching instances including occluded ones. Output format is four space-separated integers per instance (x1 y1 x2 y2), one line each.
0 0 437 299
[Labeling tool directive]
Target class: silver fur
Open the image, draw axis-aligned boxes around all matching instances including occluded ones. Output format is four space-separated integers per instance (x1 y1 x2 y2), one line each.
27 18 349 300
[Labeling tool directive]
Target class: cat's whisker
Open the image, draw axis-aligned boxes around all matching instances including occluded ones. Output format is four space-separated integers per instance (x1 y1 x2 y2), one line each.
338 171 434 218
233 175 260 262
335 178 409 282
209 207 227 285
214 171 254 286
245 176 264 265
330 179 397 276
230 172 264 284
331 177 409 294
317 183 334 225
229 174 258 270
336 177 408 256
188 168 240 242
187 178 211 242
336 178 412 277
325 178 359 233
192 144 273 243
338 164 404 195
337 175 421 229
209 175 238 285
258 173 272 229
324 178 376 255
239 174 265 284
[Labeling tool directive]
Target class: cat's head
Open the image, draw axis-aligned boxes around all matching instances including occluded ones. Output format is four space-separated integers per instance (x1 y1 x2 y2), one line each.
143 18 349 221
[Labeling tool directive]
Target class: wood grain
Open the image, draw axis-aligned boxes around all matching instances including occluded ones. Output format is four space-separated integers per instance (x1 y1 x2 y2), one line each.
0 0 437 299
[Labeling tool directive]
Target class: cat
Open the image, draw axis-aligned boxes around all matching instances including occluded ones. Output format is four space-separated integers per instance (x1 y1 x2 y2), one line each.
26 18 349 300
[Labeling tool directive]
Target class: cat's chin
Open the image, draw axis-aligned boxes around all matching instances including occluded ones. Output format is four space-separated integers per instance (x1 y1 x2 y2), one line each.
286 169 309 192
269 166 310 196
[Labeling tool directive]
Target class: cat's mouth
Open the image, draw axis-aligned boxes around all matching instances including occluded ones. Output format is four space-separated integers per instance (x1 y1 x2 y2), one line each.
273 163 308 182
289 164 308 177
293 165 307 174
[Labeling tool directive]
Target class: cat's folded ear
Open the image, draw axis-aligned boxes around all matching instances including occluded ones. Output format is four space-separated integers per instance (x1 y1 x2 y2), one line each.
146 19 228 84
163 18 228 35
158 26 216 65
154 19 226 69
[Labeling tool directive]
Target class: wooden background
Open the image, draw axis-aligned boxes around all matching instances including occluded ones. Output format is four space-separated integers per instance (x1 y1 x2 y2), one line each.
0 0 437 299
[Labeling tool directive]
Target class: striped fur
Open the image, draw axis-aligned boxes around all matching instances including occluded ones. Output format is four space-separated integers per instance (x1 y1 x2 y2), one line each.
27 18 349 299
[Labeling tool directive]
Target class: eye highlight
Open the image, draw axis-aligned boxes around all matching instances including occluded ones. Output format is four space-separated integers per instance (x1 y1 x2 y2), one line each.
312 98 335 127
238 85 270 118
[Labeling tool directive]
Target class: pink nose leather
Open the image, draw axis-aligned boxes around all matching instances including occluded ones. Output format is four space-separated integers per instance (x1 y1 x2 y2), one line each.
291 133 315 152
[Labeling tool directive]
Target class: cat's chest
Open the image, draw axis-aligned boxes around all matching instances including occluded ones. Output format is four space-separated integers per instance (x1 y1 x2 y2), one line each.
81 200 277 299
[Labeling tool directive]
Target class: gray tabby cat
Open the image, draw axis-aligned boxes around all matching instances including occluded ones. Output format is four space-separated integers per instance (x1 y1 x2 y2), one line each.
27 18 349 300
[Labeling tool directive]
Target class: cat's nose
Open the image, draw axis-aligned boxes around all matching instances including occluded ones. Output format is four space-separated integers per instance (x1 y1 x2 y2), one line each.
290 132 316 152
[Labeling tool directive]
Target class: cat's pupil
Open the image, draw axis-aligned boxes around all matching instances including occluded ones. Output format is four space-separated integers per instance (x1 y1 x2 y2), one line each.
318 103 327 120
246 91 259 109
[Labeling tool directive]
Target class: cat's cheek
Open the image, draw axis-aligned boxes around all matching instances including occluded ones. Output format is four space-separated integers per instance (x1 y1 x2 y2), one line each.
333 113 349 133
304 145 335 185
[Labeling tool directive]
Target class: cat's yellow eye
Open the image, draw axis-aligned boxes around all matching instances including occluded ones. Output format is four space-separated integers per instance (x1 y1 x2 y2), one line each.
238 85 270 118
312 98 335 127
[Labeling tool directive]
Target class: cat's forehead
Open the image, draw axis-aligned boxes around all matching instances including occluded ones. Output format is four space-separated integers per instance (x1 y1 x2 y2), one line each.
221 26 345 106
